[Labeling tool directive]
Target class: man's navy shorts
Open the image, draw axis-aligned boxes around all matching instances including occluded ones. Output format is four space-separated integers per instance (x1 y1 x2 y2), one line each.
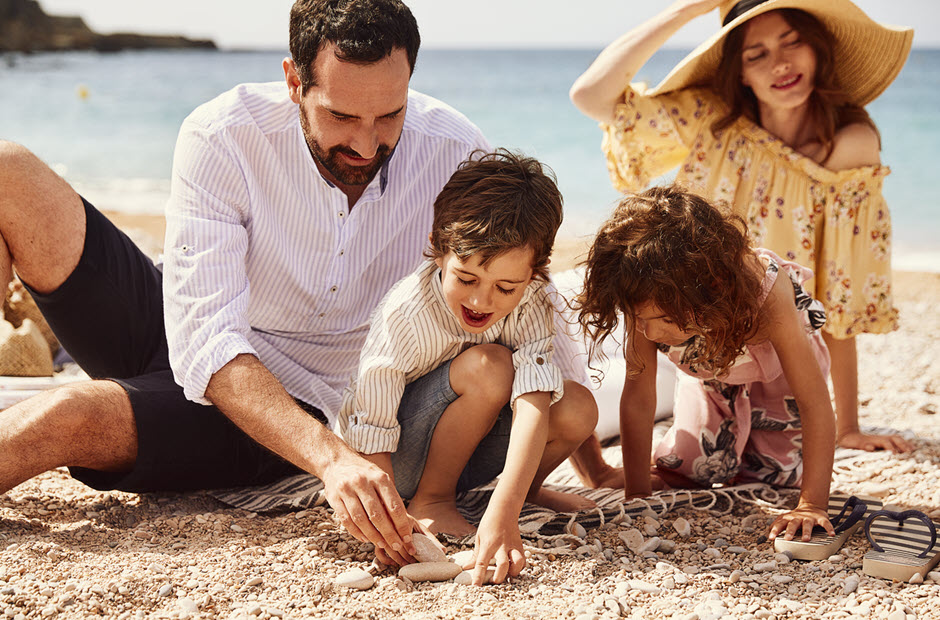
22 197 320 492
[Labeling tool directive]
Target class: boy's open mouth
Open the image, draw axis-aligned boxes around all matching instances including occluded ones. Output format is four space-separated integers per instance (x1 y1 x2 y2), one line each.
461 306 492 328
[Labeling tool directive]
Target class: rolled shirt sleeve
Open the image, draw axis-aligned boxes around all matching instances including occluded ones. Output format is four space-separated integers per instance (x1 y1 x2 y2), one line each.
507 286 565 410
163 118 258 404
340 307 420 454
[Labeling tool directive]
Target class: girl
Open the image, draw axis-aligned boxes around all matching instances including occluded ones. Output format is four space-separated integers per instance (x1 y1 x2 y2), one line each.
577 185 836 541
569 0 913 453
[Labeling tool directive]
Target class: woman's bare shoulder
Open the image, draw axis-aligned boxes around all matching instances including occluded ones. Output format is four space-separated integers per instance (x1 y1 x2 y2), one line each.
824 123 881 171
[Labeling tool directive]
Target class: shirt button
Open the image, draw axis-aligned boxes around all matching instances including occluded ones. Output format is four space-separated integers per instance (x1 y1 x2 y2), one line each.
338 211 344 218
536 357 544 365
338 249 344 256
319 313 325 318
330 286 338 293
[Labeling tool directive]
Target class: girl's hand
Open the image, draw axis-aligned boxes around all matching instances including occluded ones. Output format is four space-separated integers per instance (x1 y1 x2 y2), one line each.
463 510 526 586
837 429 913 453
767 503 834 542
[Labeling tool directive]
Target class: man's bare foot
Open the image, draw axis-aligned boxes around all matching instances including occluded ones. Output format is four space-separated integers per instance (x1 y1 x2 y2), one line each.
407 496 476 537
527 487 596 513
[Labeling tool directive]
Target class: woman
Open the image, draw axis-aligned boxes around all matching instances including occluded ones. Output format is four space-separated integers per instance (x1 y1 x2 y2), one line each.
569 0 913 457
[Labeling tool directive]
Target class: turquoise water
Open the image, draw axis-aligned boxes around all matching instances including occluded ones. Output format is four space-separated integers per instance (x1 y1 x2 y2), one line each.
2 48 937 269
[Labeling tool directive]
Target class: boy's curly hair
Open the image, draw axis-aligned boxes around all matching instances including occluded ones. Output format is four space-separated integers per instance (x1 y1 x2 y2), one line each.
576 185 763 376
426 149 563 281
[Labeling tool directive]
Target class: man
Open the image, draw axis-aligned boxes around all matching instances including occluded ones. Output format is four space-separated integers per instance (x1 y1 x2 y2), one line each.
0 0 488 565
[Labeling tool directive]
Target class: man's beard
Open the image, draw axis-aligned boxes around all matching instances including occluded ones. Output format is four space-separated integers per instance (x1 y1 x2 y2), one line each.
300 110 393 187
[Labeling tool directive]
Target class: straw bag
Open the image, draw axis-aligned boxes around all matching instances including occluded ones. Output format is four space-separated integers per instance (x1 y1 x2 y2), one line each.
3 280 58 354
0 318 53 377
0 280 57 377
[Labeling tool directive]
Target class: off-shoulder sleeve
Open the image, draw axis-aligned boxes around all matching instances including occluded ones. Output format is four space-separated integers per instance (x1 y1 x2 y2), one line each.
600 85 719 192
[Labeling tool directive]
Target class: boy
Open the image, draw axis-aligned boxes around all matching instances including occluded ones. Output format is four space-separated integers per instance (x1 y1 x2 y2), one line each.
338 149 598 585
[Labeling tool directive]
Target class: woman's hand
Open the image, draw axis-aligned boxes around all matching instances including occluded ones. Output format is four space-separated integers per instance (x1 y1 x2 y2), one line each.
669 0 722 18
570 0 721 123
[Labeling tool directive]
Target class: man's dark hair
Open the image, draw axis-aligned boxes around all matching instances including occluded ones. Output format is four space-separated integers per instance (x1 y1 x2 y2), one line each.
289 0 420 91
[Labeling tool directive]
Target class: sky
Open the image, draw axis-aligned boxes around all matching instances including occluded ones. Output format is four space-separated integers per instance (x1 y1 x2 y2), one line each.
38 0 940 50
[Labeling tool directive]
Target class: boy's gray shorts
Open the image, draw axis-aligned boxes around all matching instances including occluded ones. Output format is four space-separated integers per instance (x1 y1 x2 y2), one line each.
390 358 512 499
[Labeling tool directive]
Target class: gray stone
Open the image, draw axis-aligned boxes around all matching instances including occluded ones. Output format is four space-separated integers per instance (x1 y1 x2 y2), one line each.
843 575 860 594
411 533 448 563
619 528 645 553
335 568 374 590
399 561 462 583
673 517 692 538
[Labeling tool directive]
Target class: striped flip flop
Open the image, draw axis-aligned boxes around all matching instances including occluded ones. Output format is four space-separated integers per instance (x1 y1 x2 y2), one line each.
863 509 940 581
774 493 882 561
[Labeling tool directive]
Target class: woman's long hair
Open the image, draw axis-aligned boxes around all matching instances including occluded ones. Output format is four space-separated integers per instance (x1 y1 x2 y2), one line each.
711 8 880 161
576 185 763 377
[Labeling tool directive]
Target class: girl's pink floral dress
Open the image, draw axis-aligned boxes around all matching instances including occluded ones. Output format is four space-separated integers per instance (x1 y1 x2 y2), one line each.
653 249 829 487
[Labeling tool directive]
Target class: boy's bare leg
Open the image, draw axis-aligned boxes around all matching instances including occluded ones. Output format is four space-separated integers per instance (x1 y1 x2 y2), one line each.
0 381 138 493
407 345 513 537
526 381 599 512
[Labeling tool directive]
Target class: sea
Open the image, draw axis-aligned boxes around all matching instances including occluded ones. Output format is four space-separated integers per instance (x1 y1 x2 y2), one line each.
2 47 938 271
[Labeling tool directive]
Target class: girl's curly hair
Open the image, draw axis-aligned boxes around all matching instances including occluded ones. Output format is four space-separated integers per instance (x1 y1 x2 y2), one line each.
576 185 763 376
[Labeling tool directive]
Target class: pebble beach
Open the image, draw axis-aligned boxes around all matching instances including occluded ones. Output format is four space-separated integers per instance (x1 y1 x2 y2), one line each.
0 216 937 619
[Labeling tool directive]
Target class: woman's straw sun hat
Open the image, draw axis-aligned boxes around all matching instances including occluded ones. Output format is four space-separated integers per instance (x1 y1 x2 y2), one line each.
646 0 913 106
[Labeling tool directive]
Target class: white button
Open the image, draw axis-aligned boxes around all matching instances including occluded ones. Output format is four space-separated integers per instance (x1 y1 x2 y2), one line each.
338 212 344 218
330 286 338 293
338 250 344 256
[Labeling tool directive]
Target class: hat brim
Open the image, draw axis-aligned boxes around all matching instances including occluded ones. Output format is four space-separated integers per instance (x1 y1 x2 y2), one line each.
645 0 913 107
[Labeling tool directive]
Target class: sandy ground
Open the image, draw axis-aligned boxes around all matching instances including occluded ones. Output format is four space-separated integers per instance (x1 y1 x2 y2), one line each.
0 214 938 619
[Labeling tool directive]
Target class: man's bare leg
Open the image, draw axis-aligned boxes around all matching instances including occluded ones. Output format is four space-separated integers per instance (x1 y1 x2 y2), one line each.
0 141 85 294
0 142 137 491
0 380 137 493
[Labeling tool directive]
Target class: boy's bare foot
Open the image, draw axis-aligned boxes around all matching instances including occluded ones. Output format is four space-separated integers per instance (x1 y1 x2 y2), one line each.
528 488 596 513
407 496 476 537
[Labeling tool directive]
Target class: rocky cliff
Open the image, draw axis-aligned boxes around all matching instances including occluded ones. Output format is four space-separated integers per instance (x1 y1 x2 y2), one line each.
0 0 216 53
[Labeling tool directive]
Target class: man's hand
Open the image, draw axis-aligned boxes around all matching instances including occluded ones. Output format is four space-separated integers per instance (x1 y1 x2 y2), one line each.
462 509 526 586
319 454 417 565
838 429 913 453
767 501 833 542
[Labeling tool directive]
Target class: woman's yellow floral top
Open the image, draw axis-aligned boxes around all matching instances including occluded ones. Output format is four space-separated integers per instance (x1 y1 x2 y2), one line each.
601 85 898 338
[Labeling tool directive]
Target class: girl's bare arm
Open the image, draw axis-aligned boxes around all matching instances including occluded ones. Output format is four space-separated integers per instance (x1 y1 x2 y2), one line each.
620 335 660 498
763 275 836 541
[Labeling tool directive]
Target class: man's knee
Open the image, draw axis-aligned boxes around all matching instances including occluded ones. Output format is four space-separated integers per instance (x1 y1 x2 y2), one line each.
44 381 137 461
0 141 39 185
550 381 598 443
449 344 514 402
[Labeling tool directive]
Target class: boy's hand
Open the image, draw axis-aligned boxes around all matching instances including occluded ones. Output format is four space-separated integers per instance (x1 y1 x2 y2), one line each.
767 502 833 542
463 510 526 585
